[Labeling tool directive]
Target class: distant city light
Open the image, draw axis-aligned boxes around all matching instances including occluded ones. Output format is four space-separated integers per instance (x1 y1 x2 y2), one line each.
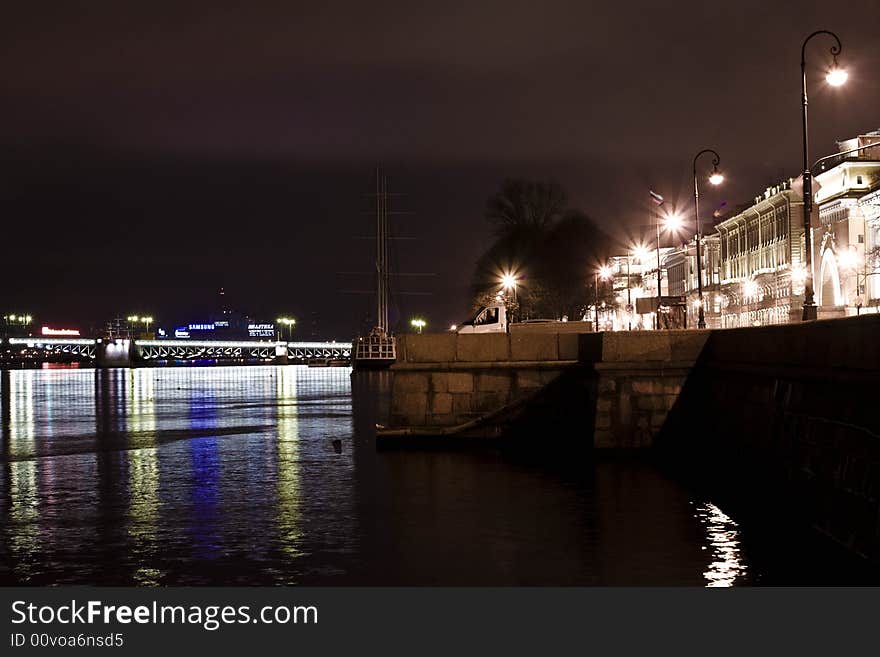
449 324 457 331
410 318 427 334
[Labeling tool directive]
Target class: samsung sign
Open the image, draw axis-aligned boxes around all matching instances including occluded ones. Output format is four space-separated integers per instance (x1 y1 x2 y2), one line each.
248 323 275 338
188 323 214 331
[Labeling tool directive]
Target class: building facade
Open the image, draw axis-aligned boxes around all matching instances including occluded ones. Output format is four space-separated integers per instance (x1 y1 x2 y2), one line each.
715 180 807 327
811 130 880 314
602 130 880 330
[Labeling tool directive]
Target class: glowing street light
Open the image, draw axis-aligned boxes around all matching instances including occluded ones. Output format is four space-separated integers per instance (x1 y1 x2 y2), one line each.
276 316 297 340
127 315 154 334
500 271 519 303
649 191 684 329
410 317 427 334
693 148 725 328
826 63 848 86
800 29 847 321
594 264 613 331
626 244 650 331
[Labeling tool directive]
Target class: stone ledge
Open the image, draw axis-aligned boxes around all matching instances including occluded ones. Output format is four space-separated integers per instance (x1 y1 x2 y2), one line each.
391 360 578 371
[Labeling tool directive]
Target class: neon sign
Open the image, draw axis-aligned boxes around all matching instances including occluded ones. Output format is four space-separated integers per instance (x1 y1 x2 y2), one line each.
248 323 275 338
41 327 80 336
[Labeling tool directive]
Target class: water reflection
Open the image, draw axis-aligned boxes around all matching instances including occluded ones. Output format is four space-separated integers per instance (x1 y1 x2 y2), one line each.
126 369 161 585
5 371 40 582
696 502 747 587
0 365 834 586
276 365 303 566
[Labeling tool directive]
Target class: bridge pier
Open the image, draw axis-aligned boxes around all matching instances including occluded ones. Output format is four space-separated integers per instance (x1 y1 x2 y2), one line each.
96 339 134 368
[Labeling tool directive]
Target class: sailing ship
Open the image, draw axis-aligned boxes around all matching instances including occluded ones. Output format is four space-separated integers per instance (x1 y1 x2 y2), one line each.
353 169 397 369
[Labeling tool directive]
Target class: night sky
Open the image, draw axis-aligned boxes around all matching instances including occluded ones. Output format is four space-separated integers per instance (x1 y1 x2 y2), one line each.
1 1 878 338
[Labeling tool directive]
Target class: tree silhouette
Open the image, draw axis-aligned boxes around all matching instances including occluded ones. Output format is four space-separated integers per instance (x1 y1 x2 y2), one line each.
472 180 610 320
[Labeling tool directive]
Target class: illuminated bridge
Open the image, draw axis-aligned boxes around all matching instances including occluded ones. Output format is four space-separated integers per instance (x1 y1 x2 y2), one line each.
1 338 353 366
3 337 98 360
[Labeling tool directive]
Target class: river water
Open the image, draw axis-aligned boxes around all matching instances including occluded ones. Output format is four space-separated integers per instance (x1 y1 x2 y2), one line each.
0 365 868 586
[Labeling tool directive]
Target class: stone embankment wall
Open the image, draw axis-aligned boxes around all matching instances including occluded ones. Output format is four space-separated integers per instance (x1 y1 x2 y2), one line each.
657 315 880 562
585 332 707 448
390 332 579 429
386 317 880 563
387 330 710 444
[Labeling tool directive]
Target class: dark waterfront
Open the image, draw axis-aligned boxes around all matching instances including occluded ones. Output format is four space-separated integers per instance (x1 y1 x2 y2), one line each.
0 365 870 586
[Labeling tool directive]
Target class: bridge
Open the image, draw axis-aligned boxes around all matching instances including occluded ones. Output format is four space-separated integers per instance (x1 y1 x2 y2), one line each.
1 337 352 366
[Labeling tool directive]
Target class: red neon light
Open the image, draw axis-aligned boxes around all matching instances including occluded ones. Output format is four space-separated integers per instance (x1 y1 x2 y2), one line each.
41 326 81 336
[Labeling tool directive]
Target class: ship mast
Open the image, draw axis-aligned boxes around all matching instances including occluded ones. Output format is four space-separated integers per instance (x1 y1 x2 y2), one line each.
375 168 391 334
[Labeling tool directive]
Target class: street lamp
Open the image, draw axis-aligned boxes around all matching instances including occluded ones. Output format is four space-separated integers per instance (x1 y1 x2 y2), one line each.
628 245 651 331
127 315 154 335
594 265 613 332
800 29 847 321
693 149 724 328
649 191 683 329
410 317 426 334
276 316 297 340
500 272 518 301
3 314 33 334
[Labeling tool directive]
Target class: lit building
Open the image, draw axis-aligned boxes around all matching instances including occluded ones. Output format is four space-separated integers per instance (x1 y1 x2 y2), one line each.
602 130 879 331
812 130 880 314
666 234 722 327
715 179 806 327
605 247 676 330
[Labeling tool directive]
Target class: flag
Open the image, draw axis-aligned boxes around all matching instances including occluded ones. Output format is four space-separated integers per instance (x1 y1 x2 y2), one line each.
649 190 664 205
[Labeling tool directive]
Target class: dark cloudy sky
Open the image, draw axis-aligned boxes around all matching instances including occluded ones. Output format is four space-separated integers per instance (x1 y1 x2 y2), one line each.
1 1 877 337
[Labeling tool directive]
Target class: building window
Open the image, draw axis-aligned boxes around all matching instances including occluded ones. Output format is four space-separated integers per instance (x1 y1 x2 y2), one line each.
857 175 863 185
858 234 864 244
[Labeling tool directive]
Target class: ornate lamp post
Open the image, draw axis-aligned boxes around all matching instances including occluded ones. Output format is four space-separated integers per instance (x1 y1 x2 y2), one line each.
800 30 847 321
649 191 682 329
692 149 724 328
594 265 612 332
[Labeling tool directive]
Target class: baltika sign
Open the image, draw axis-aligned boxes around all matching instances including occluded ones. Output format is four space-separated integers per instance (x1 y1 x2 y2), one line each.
41 326 80 336
248 323 275 338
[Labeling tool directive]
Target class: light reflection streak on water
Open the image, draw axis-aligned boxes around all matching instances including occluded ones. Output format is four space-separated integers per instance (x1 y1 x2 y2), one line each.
8 371 39 581
126 369 161 585
696 502 747 587
276 366 302 568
